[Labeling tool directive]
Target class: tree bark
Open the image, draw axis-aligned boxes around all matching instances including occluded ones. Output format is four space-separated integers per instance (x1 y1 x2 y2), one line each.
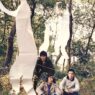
1 14 7 43
68 0 73 68
4 23 16 67
86 23 95 55
31 0 36 19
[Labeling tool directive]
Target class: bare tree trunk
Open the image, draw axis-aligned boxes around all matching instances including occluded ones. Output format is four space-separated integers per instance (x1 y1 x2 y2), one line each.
4 23 16 67
86 24 95 55
1 14 7 43
31 0 36 19
68 0 73 69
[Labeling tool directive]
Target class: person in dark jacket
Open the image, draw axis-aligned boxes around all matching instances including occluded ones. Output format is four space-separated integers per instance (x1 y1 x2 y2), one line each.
33 51 55 90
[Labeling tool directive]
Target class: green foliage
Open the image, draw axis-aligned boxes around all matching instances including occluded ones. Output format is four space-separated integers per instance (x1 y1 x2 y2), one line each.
2 91 9 95
72 1 95 65
32 15 45 48
0 45 7 56
81 0 95 4
72 41 90 64
54 71 66 79
0 1 14 66
89 41 95 52
36 0 66 9
36 0 56 8
0 0 95 94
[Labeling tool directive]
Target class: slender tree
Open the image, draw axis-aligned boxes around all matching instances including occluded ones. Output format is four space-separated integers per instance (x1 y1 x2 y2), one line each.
68 0 73 68
4 23 16 67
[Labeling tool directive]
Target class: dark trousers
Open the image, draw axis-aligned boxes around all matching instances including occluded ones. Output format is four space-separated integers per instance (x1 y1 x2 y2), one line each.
64 91 79 95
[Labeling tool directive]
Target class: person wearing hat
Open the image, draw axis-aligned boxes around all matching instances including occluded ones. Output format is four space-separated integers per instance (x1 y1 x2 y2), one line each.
59 69 80 95
33 51 55 90
36 75 62 95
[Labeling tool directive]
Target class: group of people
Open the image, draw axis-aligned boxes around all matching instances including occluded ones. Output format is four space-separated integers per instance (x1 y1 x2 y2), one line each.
33 51 80 95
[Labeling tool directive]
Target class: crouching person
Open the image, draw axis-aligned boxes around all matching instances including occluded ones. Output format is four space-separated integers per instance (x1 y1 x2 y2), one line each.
36 75 62 95
59 69 80 95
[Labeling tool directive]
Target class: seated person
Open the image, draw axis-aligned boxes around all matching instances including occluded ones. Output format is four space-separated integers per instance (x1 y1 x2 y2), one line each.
59 69 80 95
33 51 55 90
36 75 62 95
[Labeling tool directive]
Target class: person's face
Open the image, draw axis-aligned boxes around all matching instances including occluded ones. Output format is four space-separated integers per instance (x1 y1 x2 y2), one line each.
68 71 75 80
40 56 46 62
48 77 53 84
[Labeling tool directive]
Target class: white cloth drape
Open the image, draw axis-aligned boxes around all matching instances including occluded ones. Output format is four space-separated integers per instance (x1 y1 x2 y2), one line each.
0 0 37 94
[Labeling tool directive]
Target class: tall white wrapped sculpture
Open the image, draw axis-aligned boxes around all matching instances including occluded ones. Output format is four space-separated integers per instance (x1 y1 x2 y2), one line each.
39 2 70 70
0 0 37 95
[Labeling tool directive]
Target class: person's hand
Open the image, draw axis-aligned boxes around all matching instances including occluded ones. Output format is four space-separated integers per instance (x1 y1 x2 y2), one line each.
67 89 73 93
